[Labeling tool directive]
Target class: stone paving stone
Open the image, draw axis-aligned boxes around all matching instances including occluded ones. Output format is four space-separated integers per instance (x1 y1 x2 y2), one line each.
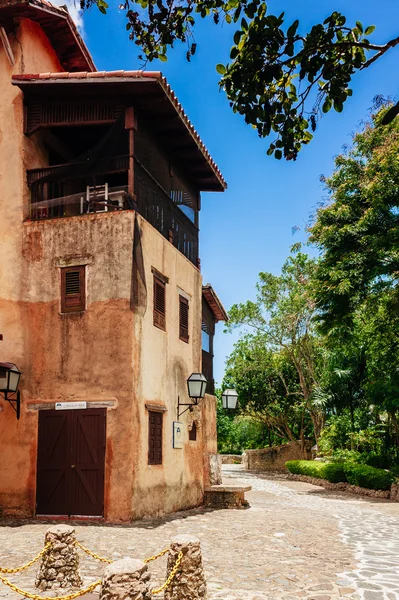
0 467 399 599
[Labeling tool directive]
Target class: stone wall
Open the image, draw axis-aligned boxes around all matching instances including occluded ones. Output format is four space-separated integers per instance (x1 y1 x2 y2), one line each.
243 441 312 472
220 455 242 465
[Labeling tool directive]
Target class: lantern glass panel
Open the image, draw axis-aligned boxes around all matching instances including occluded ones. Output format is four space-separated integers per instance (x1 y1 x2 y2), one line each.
222 389 238 410
187 373 208 399
8 370 20 392
0 368 8 391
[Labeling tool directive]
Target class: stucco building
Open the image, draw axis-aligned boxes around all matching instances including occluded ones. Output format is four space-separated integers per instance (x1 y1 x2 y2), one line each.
0 0 227 521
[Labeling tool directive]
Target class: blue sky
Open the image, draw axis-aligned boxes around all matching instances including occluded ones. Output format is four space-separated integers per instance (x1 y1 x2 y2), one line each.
80 0 399 385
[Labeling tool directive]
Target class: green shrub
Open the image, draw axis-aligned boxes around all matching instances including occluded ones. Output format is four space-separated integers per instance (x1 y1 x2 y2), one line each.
362 453 392 470
286 460 346 483
343 463 394 491
322 463 347 483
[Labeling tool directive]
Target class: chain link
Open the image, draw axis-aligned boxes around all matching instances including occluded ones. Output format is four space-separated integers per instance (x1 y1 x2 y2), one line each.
0 573 101 600
74 542 112 564
143 548 169 564
0 544 52 574
151 551 183 595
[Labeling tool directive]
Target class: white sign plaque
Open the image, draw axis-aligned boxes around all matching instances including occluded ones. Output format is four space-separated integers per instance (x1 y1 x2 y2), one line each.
173 421 184 449
55 401 87 411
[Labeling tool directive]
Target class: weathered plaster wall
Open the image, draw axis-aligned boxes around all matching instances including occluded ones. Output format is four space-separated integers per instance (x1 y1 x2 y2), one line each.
0 212 137 519
0 18 66 517
131 215 207 519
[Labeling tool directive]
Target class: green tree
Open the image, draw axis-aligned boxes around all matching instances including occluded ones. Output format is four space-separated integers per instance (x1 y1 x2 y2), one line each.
309 103 399 331
226 246 325 439
82 0 399 159
224 336 311 445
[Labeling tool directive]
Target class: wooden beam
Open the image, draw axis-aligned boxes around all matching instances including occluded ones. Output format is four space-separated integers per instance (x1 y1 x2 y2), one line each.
125 107 137 201
0 26 15 67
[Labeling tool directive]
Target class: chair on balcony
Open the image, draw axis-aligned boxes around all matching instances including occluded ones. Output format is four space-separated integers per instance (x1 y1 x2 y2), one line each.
81 184 125 214
82 183 109 214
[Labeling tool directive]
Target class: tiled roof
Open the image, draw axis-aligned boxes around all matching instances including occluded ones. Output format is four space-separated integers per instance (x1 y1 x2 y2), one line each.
12 70 226 189
202 285 228 322
0 0 96 72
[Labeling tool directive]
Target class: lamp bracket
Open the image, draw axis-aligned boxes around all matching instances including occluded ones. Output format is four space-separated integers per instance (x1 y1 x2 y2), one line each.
0 390 21 420
177 396 200 420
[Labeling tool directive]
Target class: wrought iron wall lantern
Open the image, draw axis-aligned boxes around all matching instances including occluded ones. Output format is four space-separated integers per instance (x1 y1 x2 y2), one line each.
177 372 208 420
0 362 22 420
222 388 239 410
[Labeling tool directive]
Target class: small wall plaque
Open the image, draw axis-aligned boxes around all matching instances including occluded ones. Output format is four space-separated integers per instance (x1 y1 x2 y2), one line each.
55 401 87 411
173 421 184 449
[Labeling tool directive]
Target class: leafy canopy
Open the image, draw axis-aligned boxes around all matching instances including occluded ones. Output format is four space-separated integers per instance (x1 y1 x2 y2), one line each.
81 0 399 159
309 103 399 331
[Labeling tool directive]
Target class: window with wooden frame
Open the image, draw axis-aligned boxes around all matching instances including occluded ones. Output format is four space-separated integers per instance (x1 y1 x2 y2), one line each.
148 411 163 465
179 295 189 343
189 422 197 441
153 276 166 330
61 266 85 313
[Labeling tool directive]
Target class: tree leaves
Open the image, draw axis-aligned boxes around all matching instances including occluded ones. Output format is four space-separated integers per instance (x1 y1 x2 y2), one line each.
82 0 390 159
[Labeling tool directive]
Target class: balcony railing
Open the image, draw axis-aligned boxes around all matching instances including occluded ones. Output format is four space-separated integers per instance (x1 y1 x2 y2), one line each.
135 160 199 266
27 186 129 220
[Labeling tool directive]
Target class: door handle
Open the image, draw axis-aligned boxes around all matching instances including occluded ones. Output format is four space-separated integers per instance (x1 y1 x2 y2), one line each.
71 465 76 469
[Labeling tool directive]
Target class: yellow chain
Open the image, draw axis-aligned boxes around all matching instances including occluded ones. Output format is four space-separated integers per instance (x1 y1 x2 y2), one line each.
74 542 112 564
76 541 169 565
0 543 52 574
0 573 101 600
151 551 183 595
143 548 169 564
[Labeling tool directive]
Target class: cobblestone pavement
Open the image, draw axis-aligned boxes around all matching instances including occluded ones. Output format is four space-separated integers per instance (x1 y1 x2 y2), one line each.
0 466 399 599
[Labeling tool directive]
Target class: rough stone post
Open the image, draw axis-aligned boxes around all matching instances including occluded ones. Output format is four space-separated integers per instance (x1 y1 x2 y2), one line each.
36 525 83 591
164 535 207 600
100 558 152 600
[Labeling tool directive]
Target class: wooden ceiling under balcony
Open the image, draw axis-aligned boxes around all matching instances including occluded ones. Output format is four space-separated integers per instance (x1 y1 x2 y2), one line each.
13 74 226 192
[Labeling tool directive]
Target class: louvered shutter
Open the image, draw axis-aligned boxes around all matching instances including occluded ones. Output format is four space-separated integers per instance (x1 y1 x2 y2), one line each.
61 267 85 313
153 276 166 330
148 411 163 465
179 296 189 342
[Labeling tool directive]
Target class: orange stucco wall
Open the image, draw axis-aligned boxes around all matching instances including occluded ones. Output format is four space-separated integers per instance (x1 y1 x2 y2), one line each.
0 18 66 516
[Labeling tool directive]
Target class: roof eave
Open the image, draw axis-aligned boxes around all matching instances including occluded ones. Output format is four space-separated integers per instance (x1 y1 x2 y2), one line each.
203 285 228 322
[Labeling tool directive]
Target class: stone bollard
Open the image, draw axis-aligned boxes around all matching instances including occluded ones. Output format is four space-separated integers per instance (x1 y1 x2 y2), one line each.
100 558 152 600
35 525 83 591
164 535 207 600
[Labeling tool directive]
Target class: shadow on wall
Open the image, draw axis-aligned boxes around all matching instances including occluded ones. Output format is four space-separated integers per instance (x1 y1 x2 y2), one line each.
243 441 312 472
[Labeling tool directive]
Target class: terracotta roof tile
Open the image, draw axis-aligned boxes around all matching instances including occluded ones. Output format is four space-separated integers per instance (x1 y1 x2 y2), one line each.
0 0 96 72
12 70 226 189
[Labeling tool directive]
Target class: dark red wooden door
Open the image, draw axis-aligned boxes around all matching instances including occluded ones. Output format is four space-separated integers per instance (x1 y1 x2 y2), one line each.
36 409 106 517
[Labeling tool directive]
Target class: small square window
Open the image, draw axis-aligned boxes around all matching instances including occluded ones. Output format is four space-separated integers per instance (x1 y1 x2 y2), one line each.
61 266 85 313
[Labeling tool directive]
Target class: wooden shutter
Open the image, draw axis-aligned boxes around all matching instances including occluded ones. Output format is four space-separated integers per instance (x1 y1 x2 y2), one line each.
189 422 197 441
153 276 166 330
179 295 189 342
148 411 163 465
61 266 85 313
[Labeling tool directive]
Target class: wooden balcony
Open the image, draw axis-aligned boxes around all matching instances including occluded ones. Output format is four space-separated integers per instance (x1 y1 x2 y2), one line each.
26 156 199 266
